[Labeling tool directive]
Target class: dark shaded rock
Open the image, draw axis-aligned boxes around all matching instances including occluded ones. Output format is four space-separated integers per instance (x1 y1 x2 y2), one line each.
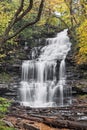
77 64 87 70
72 86 87 95
11 101 20 106
23 123 40 130
0 82 19 99
0 84 9 95
0 60 22 75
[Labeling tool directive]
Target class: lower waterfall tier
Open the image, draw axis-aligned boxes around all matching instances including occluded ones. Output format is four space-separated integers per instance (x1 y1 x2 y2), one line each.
19 80 72 107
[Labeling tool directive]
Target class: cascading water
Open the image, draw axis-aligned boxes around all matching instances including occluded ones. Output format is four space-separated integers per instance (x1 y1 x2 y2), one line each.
19 29 72 107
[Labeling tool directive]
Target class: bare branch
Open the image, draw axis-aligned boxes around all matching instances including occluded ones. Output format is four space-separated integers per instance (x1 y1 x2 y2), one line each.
64 0 78 26
7 0 45 40
15 0 24 18
4 0 24 36
17 0 33 21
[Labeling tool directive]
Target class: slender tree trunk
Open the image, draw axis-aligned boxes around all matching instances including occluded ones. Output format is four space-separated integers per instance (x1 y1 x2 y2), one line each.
69 0 74 27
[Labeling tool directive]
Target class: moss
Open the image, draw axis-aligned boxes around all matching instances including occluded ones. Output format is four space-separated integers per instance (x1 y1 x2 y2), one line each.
78 95 87 100
0 72 13 83
0 121 16 130
0 97 11 117
75 19 87 65
0 98 16 129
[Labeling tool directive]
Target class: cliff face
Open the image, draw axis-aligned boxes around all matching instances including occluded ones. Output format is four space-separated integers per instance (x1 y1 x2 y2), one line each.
66 43 87 96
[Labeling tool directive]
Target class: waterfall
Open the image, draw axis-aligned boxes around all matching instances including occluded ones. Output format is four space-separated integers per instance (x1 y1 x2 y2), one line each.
19 29 72 107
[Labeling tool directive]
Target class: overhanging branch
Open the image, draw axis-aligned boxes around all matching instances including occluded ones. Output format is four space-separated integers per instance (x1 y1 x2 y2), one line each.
55 16 69 29
4 0 24 36
17 0 33 21
15 0 24 18
7 0 45 40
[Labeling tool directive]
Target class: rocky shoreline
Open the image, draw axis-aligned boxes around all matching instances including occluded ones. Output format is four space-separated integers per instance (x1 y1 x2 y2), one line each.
3 99 87 130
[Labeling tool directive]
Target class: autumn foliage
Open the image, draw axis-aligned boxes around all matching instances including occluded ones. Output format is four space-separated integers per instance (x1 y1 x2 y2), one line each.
75 19 87 65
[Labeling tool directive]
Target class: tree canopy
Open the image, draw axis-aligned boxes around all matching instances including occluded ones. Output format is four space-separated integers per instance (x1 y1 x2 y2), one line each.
75 19 87 65
0 0 87 65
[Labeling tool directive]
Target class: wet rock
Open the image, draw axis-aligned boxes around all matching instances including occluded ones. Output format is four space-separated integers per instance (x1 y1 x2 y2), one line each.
0 62 21 74
5 92 17 96
11 101 20 107
0 82 19 99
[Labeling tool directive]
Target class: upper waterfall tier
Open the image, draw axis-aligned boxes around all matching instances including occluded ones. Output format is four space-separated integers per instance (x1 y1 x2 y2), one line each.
39 29 71 61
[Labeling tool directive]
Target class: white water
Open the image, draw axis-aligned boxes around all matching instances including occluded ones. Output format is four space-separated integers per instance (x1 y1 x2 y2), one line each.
19 29 72 107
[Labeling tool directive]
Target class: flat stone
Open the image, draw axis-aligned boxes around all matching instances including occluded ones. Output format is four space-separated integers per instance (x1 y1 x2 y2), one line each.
0 84 8 88
3 120 14 127
23 123 40 130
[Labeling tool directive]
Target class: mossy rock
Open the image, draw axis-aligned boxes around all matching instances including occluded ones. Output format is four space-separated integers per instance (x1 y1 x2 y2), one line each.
0 98 16 130
0 72 13 83
0 97 11 118
0 121 16 130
